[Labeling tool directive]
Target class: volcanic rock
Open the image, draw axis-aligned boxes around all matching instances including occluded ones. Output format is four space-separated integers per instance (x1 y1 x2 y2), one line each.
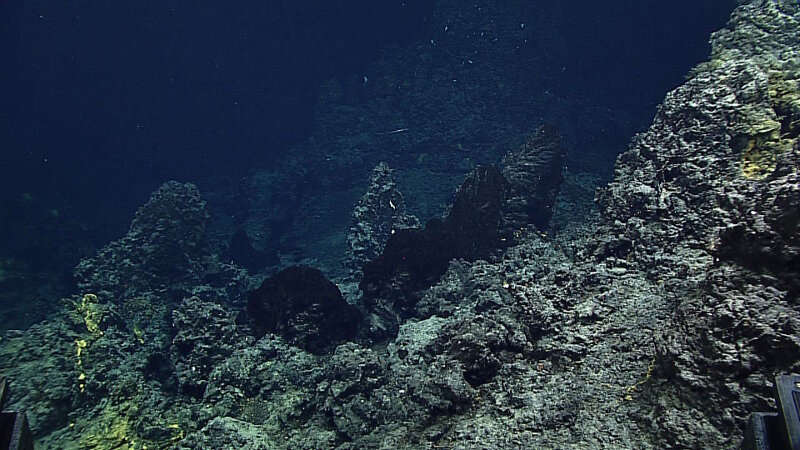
246 266 361 354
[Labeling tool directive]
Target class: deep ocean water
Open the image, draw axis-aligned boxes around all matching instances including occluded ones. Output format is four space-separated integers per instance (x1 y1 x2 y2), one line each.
2 1 799 449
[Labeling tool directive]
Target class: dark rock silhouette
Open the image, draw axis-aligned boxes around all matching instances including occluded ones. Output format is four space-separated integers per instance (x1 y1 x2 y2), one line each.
246 266 361 354
222 228 277 273
501 125 567 232
444 165 512 259
360 166 511 317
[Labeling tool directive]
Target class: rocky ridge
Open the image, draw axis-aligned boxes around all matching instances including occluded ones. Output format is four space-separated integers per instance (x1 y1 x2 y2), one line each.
0 1 797 449
180 3 799 447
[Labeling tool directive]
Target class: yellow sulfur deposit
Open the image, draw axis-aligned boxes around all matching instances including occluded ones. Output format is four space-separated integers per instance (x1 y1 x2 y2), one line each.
740 139 778 180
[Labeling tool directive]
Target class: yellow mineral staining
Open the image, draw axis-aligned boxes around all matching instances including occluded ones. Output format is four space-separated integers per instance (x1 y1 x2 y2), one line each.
77 293 105 337
72 294 106 394
768 71 800 138
76 402 176 449
79 404 134 450
78 372 87 393
71 395 183 448
740 138 779 180
623 357 656 401
76 339 88 358
133 325 145 345
737 70 799 181
167 423 185 443
75 339 89 393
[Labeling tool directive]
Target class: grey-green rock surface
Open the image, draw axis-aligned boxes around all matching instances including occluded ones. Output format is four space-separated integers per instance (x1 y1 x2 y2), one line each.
346 162 420 282
1 1 797 449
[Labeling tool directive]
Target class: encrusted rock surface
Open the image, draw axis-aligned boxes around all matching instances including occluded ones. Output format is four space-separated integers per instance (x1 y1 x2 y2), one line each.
501 125 567 231
171 296 240 397
593 1 800 448
2 181 251 449
345 162 420 282
0 319 79 435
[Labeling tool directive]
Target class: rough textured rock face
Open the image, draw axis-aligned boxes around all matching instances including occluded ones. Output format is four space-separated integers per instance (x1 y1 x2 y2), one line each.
246 266 362 354
171 296 239 397
199 336 334 448
6 3 799 450
502 125 567 231
0 319 80 436
359 165 511 330
596 1 800 447
74 181 209 301
343 2 798 448
345 162 420 282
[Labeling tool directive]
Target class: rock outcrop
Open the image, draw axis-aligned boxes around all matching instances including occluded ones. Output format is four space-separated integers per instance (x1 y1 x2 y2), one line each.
345 162 420 282
245 266 362 354
595 2 800 447
4 3 796 450
1 181 250 449
74 181 209 301
501 125 567 231
357 131 567 338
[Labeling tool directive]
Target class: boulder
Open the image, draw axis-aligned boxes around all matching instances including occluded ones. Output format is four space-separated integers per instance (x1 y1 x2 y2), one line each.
246 266 361 354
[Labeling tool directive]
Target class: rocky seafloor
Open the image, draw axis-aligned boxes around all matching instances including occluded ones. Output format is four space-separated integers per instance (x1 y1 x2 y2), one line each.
1 1 799 449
